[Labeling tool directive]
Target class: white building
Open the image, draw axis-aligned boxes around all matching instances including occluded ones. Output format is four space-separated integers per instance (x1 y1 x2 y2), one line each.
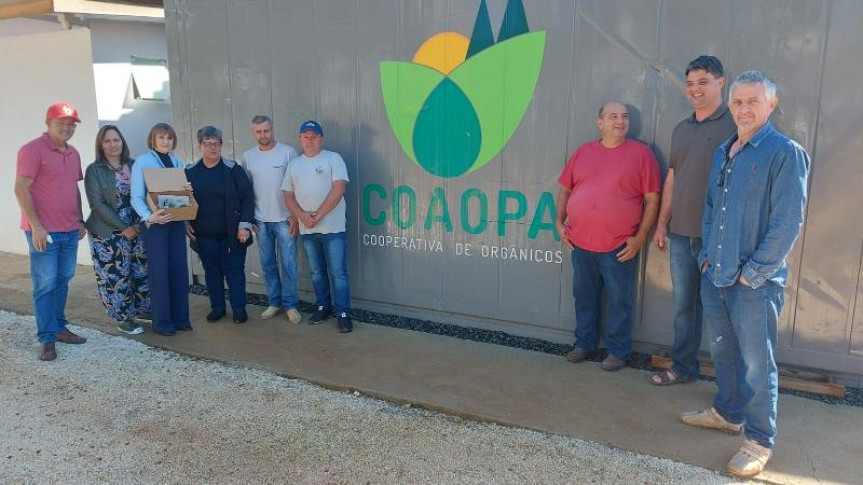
0 0 170 256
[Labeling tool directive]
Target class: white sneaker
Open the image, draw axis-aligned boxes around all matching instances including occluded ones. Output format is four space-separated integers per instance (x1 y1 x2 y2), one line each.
286 308 302 324
727 439 772 478
680 407 743 435
260 306 281 319
118 319 144 335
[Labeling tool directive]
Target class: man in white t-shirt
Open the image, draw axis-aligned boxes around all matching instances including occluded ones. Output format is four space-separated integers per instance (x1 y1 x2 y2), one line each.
241 115 302 323
282 120 352 333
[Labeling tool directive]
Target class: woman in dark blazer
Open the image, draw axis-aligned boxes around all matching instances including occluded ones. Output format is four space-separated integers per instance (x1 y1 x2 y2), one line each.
130 123 192 336
84 125 150 334
185 125 255 324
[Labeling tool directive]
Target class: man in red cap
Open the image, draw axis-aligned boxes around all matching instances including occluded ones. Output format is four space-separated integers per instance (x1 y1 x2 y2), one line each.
14 102 89 361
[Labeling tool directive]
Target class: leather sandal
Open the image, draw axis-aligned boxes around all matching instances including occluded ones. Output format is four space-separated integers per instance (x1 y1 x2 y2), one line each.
649 369 691 386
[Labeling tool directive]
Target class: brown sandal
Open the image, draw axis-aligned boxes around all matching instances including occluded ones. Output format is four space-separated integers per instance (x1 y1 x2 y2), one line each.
649 370 691 386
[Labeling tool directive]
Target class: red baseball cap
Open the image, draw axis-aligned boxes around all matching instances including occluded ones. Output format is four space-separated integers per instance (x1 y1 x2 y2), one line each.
45 102 81 123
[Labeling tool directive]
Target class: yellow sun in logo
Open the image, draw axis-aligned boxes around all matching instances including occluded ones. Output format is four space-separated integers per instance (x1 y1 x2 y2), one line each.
412 31 470 74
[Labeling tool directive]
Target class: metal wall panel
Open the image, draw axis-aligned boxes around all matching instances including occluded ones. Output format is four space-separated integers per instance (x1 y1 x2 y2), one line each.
225 0 273 144
220 0 272 287
495 1 573 328
165 0 863 378
639 0 732 345
853 247 863 357
724 0 829 350
183 4 234 160
781 0 863 374
565 0 664 337
356 1 402 302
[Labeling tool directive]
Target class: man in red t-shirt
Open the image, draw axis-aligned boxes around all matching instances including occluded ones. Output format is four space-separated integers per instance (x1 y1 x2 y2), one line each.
555 101 660 371
14 102 89 361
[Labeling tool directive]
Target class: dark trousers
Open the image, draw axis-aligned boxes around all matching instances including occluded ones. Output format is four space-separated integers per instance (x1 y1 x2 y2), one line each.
143 222 191 332
197 237 247 312
668 233 704 380
570 244 637 359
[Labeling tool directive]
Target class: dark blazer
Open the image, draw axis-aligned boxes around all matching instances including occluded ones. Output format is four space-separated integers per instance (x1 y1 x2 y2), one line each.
84 159 139 237
185 158 255 252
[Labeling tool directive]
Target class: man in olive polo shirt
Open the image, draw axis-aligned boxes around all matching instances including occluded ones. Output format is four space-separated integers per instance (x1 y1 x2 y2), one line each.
650 56 736 385
14 102 89 361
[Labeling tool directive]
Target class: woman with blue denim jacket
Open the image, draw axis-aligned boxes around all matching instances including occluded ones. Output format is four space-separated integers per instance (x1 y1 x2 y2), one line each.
130 123 192 336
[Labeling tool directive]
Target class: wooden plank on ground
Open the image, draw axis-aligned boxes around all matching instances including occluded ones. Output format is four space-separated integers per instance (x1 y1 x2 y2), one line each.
0 0 53 20
650 355 846 398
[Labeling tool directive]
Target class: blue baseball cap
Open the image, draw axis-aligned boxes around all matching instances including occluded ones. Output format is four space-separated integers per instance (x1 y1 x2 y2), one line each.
299 120 323 135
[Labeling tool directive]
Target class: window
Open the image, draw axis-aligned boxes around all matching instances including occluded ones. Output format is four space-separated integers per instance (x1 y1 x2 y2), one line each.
130 55 170 101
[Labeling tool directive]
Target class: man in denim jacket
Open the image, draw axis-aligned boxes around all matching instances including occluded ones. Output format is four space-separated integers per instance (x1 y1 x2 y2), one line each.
680 71 810 479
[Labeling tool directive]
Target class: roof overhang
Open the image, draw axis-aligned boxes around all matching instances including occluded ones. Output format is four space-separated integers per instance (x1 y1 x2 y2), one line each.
0 0 164 21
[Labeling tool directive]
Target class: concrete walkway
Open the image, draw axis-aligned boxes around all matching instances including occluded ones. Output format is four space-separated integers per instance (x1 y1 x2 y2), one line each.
0 251 859 485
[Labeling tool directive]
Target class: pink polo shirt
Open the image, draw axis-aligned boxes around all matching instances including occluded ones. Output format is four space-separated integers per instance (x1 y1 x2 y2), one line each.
17 133 83 232
558 138 661 252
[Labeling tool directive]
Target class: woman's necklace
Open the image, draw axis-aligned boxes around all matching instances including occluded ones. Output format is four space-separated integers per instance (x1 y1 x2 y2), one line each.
107 160 123 172
107 160 129 182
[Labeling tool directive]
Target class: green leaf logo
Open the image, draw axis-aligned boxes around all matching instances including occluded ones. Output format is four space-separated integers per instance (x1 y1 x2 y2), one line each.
381 0 546 178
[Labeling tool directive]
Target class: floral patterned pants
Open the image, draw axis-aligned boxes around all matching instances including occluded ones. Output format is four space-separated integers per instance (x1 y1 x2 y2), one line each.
89 233 151 322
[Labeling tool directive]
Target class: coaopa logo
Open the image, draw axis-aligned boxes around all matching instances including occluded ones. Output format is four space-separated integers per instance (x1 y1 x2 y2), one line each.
380 0 546 178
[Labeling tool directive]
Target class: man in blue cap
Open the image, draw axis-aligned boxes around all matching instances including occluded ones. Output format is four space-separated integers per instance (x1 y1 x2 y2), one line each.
282 121 353 333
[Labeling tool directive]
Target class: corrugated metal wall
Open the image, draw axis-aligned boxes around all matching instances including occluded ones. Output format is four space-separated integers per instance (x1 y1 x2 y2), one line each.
164 0 863 379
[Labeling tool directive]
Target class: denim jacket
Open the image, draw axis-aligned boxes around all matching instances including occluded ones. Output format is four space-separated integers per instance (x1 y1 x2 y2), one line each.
698 122 810 289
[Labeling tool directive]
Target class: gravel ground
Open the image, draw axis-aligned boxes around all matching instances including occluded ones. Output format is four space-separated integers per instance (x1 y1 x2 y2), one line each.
0 310 752 485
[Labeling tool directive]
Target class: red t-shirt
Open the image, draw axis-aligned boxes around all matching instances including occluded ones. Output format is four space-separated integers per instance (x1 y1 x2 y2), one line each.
17 133 83 232
558 138 660 252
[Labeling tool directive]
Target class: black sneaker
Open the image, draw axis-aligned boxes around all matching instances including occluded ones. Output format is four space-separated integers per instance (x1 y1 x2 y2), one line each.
309 306 330 324
337 312 353 333
233 309 248 324
207 309 225 322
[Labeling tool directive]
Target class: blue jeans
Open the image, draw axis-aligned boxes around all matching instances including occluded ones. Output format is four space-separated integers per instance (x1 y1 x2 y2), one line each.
302 232 350 314
701 275 783 448
669 233 703 380
570 244 637 359
256 221 299 310
197 237 247 312
25 230 79 344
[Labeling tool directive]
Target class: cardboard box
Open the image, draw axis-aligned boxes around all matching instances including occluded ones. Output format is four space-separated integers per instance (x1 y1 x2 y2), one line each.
143 168 198 221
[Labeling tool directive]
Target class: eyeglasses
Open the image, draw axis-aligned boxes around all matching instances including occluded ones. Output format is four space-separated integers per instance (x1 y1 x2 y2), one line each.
201 141 222 148
53 121 77 128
